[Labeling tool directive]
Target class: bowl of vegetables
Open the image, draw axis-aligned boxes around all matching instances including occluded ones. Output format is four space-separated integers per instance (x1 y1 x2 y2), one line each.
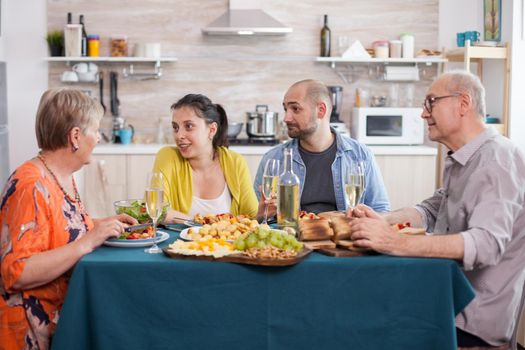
114 199 169 223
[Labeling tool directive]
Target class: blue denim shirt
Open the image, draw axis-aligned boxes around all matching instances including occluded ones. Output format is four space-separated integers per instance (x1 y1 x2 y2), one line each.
253 131 390 212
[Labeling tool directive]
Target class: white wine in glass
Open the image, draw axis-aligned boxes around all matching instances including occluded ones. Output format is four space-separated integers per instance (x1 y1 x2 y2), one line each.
345 162 365 208
262 159 280 224
144 172 164 254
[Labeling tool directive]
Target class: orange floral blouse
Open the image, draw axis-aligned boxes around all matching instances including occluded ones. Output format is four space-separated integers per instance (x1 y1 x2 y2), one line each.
0 161 93 350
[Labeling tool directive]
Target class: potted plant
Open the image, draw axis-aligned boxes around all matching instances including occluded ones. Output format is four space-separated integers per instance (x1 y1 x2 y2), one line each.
46 30 64 57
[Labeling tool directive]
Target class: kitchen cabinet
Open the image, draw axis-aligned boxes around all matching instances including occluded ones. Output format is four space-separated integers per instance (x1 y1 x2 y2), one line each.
375 154 436 209
78 146 436 217
80 154 127 218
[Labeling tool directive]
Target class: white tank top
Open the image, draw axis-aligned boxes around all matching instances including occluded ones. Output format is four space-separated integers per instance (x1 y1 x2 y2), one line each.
189 184 232 217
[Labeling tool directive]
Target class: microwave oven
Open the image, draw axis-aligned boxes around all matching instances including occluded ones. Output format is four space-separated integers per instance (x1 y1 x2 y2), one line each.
351 107 424 145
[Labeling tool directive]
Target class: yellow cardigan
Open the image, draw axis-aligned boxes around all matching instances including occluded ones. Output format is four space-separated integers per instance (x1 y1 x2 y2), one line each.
152 146 258 218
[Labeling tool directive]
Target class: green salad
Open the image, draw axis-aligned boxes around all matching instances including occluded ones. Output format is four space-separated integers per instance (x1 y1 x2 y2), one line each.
116 200 168 223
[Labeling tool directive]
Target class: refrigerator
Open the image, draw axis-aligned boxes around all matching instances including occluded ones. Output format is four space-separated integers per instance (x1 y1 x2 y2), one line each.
0 61 9 188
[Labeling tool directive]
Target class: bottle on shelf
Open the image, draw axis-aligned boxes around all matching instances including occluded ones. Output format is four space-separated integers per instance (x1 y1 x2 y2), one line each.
277 148 300 230
320 14 331 57
79 14 88 57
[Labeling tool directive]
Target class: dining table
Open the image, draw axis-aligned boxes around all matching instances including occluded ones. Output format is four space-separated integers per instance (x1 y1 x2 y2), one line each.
51 226 475 350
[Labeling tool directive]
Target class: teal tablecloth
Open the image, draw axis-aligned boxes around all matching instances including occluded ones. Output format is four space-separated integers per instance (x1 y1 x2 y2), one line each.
52 228 474 350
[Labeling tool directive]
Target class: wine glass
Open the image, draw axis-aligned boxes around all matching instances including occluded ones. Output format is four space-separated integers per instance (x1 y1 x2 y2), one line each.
144 172 164 254
345 161 366 208
261 159 280 224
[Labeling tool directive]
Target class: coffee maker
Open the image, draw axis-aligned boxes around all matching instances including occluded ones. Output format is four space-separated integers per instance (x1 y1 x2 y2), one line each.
328 86 350 136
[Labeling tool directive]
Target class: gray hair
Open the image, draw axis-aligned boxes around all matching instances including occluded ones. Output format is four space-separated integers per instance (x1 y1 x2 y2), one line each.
291 79 332 111
440 70 486 118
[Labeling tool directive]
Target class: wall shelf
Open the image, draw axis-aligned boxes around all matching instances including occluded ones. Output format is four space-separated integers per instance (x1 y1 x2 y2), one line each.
315 56 447 65
44 56 177 63
316 56 447 84
45 56 177 80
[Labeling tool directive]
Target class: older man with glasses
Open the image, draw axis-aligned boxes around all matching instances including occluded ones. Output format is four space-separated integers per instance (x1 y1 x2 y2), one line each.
348 70 525 349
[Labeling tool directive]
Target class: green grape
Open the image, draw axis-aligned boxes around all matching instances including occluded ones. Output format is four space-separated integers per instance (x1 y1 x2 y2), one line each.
246 234 257 248
235 239 246 251
292 241 303 252
258 227 270 240
256 240 267 249
284 234 296 244
269 235 283 249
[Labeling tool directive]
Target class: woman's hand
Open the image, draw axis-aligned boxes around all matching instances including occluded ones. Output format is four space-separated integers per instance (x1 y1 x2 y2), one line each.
82 214 138 252
256 186 277 221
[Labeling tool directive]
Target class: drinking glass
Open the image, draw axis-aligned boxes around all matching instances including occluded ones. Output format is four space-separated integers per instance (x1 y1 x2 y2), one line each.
144 172 164 254
345 161 366 208
261 159 280 224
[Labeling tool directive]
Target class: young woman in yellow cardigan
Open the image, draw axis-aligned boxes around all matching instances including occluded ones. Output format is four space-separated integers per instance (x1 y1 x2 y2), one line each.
153 94 259 222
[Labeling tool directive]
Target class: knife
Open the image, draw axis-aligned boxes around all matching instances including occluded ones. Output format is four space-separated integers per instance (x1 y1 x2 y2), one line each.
124 222 153 233
99 71 106 113
109 71 120 117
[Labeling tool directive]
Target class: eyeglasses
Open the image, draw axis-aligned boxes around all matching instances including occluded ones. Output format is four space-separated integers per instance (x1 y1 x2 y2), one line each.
423 93 461 113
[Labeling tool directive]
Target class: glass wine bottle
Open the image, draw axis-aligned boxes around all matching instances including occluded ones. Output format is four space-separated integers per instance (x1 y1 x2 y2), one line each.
79 15 88 57
320 14 331 57
277 149 300 230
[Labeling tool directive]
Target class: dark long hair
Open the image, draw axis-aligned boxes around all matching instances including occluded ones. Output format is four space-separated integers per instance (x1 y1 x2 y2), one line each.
171 94 229 148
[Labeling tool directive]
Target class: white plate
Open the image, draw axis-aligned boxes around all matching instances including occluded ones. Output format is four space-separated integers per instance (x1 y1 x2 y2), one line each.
104 230 170 248
179 227 198 241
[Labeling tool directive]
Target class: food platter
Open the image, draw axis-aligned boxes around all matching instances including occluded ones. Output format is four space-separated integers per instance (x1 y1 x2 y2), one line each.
162 246 312 267
179 227 238 242
104 230 170 248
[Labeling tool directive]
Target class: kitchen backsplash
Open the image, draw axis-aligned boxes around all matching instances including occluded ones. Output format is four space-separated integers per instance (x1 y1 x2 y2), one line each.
47 0 439 139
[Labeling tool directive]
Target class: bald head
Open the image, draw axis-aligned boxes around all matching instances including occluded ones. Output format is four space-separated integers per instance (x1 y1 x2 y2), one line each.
289 79 333 116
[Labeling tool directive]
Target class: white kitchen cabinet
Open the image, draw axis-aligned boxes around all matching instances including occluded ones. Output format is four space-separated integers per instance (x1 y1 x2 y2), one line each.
80 145 436 217
81 155 127 218
375 154 436 210
243 154 263 182
127 155 156 199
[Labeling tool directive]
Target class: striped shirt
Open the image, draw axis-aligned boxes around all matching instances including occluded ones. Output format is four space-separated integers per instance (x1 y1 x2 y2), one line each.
416 128 525 346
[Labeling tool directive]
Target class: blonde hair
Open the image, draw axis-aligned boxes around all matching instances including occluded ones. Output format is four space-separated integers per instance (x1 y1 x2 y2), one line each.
35 88 103 151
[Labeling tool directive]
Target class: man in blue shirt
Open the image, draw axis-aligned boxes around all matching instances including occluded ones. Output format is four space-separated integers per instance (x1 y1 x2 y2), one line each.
253 79 390 216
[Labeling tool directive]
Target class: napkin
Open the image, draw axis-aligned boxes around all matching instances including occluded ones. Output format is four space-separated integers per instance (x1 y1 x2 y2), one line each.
342 40 371 59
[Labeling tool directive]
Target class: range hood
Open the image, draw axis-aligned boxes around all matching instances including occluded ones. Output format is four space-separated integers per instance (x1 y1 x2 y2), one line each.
202 0 292 36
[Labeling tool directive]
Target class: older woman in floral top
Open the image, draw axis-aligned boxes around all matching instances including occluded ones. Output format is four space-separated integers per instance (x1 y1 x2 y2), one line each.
0 88 137 350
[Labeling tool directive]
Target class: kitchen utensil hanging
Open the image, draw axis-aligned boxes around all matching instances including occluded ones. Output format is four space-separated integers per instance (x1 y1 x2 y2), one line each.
122 61 162 80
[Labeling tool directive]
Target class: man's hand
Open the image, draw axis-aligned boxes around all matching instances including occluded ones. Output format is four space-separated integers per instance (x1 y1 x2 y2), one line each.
348 206 407 255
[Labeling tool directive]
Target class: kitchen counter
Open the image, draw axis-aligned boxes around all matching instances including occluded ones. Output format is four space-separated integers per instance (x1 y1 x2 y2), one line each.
92 143 438 156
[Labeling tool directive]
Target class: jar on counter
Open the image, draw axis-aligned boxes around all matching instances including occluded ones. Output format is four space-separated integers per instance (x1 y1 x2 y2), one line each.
400 33 415 58
87 34 100 57
373 40 389 59
110 35 128 57
389 40 402 58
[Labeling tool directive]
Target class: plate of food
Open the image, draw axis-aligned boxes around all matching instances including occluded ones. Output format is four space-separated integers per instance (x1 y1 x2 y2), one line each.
164 227 311 266
104 230 170 248
179 217 259 242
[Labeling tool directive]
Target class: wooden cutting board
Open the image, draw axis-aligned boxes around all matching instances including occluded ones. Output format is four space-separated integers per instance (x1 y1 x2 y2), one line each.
162 247 312 267
317 247 373 257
